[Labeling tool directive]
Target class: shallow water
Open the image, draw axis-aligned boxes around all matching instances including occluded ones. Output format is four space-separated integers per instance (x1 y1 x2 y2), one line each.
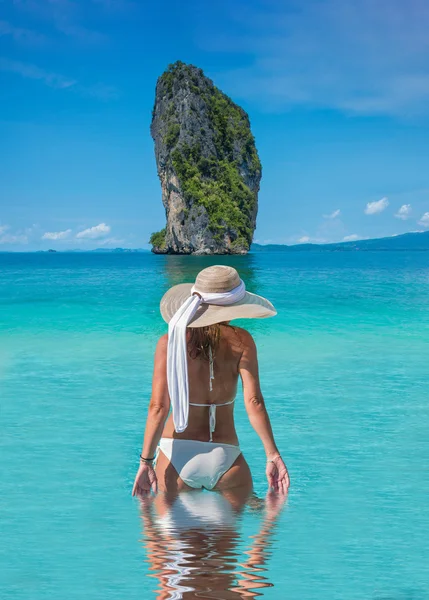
1 251 429 599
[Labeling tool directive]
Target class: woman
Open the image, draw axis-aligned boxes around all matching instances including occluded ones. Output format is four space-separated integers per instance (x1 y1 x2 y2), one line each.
132 265 289 498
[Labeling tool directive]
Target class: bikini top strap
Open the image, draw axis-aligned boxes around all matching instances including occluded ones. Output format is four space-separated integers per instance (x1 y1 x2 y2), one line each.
189 399 235 407
188 399 235 442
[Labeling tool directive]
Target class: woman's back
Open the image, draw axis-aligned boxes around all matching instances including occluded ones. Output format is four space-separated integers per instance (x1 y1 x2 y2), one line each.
162 324 244 444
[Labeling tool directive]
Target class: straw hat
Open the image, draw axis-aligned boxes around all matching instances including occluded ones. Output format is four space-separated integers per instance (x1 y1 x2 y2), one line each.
160 265 277 328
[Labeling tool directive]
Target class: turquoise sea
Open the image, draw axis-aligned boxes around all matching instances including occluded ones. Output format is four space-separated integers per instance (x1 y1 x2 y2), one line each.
1 251 429 599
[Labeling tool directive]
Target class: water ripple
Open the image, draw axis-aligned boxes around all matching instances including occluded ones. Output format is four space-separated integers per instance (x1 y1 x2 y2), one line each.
138 491 287 599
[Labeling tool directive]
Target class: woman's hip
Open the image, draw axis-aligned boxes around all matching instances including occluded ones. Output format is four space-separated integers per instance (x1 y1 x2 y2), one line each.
156 438 246 492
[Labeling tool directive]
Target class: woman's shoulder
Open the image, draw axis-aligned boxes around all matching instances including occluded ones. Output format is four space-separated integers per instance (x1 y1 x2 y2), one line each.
221 324 255 349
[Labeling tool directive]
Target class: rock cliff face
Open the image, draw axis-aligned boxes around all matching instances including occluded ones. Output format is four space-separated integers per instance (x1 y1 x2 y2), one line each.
150 61 261 255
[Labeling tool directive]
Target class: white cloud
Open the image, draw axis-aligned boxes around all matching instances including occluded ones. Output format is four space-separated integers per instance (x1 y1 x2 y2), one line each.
418 212 429 228
0 233 28 245
11 0 109 43
94 237 125 247
0 20 46 44
204 0 429 116
343 234 360 241
0 224 29 244
0 57 76 89
0 58 118 100
42 229 72 240
76 223 111 239
253 238 274 245
54 20 105 44
323 209 341 219
295 234 330 244
394 204 412 220
365 197 389 215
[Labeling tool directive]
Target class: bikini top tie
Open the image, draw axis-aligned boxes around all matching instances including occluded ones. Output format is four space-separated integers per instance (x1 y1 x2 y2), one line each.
188 345 235 442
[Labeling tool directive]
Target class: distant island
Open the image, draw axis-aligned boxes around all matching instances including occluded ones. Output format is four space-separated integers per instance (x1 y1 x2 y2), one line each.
88 248 148 253
26 231 429 253
37 248 149 253
251 231 429 252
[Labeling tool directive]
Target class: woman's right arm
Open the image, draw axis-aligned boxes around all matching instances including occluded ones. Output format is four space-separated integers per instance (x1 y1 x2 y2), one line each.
132 334 170 496
238 329 290 494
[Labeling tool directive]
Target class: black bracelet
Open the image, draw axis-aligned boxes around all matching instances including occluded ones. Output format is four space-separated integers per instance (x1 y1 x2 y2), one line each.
140 454 155 463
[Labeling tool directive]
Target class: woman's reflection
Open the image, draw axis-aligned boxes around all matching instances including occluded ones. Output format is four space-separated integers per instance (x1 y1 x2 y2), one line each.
139 489 286 599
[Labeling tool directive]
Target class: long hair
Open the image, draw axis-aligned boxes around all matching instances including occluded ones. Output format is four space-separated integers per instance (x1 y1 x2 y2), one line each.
187 323 224 361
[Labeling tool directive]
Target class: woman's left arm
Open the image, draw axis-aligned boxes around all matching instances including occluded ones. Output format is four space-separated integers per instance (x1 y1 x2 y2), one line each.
239 329 290 494
132 334 170 496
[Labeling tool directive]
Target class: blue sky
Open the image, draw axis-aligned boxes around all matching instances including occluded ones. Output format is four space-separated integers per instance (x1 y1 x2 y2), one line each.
1 0 429 250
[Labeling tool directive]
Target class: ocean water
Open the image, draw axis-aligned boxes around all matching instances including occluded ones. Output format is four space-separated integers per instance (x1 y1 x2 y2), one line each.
1 251 429 600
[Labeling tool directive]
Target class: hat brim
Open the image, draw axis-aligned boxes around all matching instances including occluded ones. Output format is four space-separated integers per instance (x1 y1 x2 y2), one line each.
160 283 277 328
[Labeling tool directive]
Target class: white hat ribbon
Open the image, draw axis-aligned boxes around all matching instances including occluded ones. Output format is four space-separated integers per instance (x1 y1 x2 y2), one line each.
167 280 246 433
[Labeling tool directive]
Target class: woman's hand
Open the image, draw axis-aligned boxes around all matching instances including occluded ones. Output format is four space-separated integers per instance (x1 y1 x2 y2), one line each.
132 462 158 497
266 456 290 494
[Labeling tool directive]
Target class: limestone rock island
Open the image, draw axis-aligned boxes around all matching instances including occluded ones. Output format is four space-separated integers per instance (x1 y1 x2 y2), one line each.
150 61 261 255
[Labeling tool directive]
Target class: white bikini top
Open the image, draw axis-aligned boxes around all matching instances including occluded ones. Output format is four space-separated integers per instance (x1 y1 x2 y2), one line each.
188 345 235 442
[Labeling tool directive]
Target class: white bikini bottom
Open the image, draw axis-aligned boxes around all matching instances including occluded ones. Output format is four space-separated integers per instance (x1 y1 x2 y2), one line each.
158 438 241 490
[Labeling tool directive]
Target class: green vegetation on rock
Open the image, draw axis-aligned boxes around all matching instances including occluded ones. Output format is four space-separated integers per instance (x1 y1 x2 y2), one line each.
165 123 180 148
149 228 166 250
172 148 255 243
